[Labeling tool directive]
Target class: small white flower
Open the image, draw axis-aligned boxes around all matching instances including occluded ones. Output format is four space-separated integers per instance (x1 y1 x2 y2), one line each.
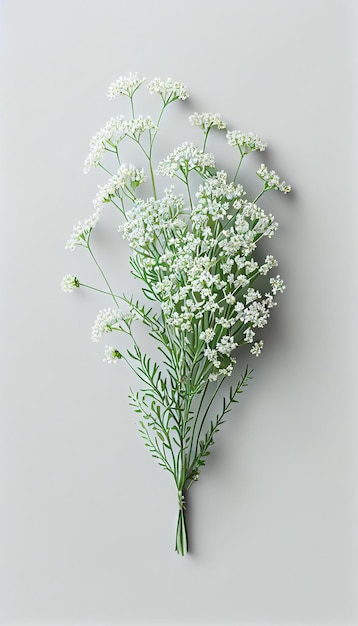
189 112 226 132
91 309 122 343
103 346 122 364
147 77 188 102
244 288 262 304
244 328 255 343
84 116 126 173
199 328 215 343
259 255 278 275
219 362 235 377
125 116 157 138
224 293 236 305
257 164 291 193
107 73 145 99
119 188 186 249
66 207 102 250
61 274 79 293
157 142 215 177
250 340 264 357
245 259 259 275
270 275 286 295
234 275 249 289
227 130 267 152
93 164 147 208
216 335 238 356
204 347 219 364
215 317 235 329
220 258 234 274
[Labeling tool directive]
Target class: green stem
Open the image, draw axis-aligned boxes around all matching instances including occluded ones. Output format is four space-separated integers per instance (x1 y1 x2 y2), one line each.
193 376 226 462
203 127 211 152
128 133 156 199
147 104 167 200
253 187 267 204
79 282 120 297
110 198 125 216
233 152 245 184
185 174 193 209
149 161 157 200
78 283 164 335
98 163 114 177
188 379 209 463
87 242 118 306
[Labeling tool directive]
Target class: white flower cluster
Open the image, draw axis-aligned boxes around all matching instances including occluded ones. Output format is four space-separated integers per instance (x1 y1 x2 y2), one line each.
125 116 157 139
217 202 278 255
61 274 79 292
67 164 146 251
250 340 263 357
157 143 215 178
191 171 278 252
113 165 286 379
240 201 278 239
91 309 122 342
84 116 156 173
257 164 291 193
91 308 139 343
259 255 278 275
156 241 278 328
192 171 244 229
107 73 145 99
152 251 280 379
84 116 126 173
157 250 224 330
66 207 102 251
189 112 227 132
147 78 188 102
119 187 186 250
226 130 267 152
103 345 122 364
93 164 146 208
115 165 283 377
239 292 276 328
269 275 285 295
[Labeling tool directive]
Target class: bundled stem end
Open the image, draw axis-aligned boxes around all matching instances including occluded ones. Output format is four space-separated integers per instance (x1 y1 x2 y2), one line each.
175 491 188 556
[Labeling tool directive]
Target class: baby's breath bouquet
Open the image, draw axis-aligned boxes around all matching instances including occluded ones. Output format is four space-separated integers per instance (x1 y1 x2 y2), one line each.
62 73 290 555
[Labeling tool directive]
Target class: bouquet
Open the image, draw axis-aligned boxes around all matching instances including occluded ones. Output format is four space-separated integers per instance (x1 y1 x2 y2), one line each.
62 73 291 555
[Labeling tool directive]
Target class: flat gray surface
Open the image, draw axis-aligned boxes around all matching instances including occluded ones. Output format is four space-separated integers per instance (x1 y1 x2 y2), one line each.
0 0 357 624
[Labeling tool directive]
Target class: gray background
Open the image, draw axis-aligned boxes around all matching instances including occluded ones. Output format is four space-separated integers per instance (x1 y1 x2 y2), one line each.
1 0 357 624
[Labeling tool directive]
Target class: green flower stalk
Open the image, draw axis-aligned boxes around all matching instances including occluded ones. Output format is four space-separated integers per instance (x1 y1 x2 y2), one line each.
62 73 291 555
